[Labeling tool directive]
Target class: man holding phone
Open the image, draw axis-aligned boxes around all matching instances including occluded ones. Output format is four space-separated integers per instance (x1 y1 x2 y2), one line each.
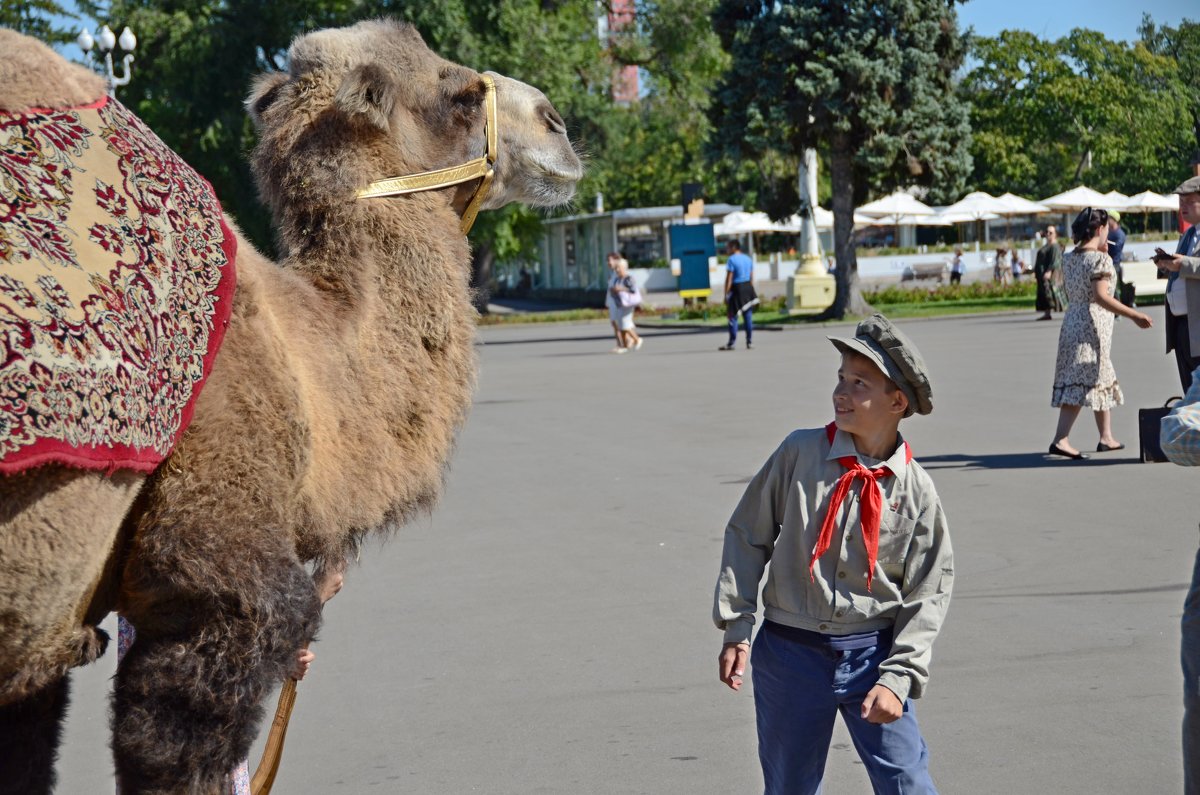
1156 176 1200 390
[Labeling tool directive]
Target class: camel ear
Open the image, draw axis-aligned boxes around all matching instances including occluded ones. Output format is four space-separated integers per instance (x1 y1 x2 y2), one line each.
246 72 288 128
334 63 396 132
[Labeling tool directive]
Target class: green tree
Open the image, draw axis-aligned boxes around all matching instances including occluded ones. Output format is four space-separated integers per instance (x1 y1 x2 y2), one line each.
1 0 77 45
962 28 1193 198
76 0 725 309
711 0 972 318
1139 15 1200 157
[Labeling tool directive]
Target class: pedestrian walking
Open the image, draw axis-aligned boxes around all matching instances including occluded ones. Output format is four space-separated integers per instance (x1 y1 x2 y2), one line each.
719 240 758 351
714 314 952 795
1047 208 1152 460
604 252 642 354
948 249 964 285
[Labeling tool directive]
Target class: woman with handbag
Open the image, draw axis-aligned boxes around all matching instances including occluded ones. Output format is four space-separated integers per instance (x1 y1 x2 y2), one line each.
606 253 642 353
1047 208 1153 459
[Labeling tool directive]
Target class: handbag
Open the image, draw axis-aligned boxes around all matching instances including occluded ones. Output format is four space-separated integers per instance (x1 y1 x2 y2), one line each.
617 288 642 308
1140 396 1183 462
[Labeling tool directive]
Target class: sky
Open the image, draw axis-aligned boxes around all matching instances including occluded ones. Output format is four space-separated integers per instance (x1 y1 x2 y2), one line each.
956 0 1196 42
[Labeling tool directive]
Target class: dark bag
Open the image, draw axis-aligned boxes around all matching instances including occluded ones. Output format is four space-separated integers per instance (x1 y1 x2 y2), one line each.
1140 397 1184 462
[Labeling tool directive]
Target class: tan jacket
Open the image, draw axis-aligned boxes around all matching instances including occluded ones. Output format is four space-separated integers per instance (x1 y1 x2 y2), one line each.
1165 227 1200 354
713 426 954 701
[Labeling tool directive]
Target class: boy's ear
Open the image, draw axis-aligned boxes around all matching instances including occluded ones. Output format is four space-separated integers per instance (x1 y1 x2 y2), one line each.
890 388 910 417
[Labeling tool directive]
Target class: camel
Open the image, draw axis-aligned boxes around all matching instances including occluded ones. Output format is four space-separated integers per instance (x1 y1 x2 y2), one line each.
0 19 581 793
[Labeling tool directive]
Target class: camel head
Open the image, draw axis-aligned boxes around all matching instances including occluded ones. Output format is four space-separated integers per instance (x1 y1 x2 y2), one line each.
247 19 582 234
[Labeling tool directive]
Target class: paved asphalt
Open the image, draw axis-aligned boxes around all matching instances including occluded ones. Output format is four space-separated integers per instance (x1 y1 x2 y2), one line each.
58 309 1195 793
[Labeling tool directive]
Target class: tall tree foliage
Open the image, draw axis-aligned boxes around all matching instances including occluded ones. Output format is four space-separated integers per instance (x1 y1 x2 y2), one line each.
962 27 1194 198
1139 16 1200 157
0 0 77 45
710 0 972 318
72 0 725 308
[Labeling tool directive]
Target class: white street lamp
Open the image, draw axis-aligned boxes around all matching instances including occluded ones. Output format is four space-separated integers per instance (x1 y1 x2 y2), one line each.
78 23 137 97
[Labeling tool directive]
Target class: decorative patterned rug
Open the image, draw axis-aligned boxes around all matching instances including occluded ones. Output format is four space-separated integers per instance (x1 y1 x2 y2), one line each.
0 95 236 474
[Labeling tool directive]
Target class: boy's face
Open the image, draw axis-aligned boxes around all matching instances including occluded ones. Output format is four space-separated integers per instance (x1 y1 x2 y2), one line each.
832 352 908 435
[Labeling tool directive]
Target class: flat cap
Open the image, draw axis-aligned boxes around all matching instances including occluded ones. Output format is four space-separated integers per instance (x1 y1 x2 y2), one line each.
828 313 933 417
1173 176 1200 195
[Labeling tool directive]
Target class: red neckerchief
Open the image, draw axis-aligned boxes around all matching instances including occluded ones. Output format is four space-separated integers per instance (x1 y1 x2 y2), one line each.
811 423 912 590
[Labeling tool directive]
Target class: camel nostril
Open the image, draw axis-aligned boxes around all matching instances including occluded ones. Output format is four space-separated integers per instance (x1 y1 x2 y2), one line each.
540 104 565 135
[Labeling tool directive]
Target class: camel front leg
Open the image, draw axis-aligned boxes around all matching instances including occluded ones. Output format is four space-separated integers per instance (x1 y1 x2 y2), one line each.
112 538 320 795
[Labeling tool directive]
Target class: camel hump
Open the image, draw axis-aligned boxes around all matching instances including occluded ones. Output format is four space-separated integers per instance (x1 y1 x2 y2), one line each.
0 29 107 112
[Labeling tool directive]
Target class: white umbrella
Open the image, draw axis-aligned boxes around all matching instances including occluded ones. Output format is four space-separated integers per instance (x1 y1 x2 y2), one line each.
1101 190 1130 210
776 207 832 231
1121 191 1179 234
940 192 1012 253
856 213 952 227
941 191 1012 220
713 211 790 236
997 193 1051 215
1122 191 1178 212
936 210 1000 224
856 191 936 221
1039 185 1111 212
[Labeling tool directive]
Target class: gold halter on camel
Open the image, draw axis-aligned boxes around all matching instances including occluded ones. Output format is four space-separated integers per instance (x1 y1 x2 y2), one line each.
356 74 497 235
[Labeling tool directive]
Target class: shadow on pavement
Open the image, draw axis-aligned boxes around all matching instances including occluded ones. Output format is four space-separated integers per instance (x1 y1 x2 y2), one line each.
478 328 718 346
920 451 1143 470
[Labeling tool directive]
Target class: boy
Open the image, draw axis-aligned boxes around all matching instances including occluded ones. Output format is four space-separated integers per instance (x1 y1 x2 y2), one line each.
713 314 953 794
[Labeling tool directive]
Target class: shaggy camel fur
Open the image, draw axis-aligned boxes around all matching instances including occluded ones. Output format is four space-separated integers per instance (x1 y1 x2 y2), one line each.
0 21 581 794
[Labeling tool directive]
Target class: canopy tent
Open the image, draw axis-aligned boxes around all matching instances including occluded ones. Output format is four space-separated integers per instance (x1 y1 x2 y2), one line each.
856 191 936 223
1039 185 1111 212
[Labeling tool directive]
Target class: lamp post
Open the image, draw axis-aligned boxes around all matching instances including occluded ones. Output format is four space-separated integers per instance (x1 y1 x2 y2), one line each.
77 25 137 97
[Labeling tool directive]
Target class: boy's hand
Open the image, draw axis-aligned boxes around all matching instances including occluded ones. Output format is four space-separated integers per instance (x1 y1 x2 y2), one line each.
860 684 903 724
291 648 315 681
718 642 749 691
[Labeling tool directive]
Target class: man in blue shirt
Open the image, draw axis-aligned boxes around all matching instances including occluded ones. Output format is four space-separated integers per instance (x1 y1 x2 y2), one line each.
1107 210 1128 303
719 240 759 351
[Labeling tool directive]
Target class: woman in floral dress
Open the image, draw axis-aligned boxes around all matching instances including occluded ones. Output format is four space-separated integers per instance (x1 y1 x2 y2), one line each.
1048 208 1154 459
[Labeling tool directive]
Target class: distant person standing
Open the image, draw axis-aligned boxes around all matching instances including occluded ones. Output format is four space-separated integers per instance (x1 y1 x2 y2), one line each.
993 246 1010 284
1107 210 1128 303
948 248 965 285
1106 210 1126 283
719 240 759 351
1010 249 1024 282
1154 177 1200 390
1034 226 1064 320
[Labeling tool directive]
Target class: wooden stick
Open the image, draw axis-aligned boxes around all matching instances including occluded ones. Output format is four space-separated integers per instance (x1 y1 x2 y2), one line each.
250 677 298 795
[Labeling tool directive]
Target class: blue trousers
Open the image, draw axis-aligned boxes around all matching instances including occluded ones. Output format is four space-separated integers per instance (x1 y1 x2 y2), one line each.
1185 547 1200 795
727 309 753 346
752 622 937 795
